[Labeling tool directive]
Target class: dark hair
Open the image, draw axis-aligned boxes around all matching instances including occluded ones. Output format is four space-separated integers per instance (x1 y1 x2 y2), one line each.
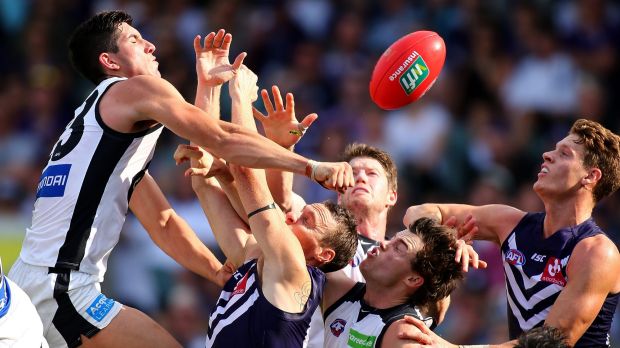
317 200 358 272
570 119 620 202
68 11 133 84
342 143 398 192
514 326 569 348
408 217 463 306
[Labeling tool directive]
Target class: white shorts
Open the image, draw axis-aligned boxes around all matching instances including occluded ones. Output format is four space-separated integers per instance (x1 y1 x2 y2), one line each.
8 259 122 348
0 277 49 348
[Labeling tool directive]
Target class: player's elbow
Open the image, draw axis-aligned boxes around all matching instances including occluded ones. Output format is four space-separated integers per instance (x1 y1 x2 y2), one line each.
404 204 439 227
152 209 180 242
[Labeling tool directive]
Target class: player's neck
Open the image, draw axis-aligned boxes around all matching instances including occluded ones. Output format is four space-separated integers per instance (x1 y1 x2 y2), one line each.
542 195 594 238
363 282 409 309
354 212 387 241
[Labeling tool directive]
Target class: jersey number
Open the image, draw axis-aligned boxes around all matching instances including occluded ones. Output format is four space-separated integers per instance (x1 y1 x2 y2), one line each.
50 91 99 161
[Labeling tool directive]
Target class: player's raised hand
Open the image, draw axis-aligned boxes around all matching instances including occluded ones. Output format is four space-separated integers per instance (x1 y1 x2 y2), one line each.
194 29 246 87
307 161 354 193
398 315 452 347
174 144 231 180
252 85 318 148
214 260 237 287
444 215 486 272
453 239 487 272
229 65 259 102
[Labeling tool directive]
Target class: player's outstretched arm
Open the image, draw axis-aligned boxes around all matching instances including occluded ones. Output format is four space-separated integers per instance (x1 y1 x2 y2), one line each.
175 144 258 267
398 315 517 348
129 172 233 287
404 203 526 245
113 75 353 192
253 85 316 212
229 163 312 313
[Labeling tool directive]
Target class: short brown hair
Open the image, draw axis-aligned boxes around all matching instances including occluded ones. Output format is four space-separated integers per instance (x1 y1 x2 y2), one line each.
342 143 398 192
317 200 358 273
570 119 620 202
514 326 569 348
408 218 463 306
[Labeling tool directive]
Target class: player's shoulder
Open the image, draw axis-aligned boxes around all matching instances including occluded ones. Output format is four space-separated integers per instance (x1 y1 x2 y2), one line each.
573 233 619 264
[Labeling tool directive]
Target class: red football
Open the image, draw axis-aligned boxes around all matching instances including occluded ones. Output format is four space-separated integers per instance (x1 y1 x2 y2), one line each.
369 31 446 110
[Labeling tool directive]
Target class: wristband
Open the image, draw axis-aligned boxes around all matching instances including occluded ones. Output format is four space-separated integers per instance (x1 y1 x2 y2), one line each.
247 202 277 219
305 160 319 182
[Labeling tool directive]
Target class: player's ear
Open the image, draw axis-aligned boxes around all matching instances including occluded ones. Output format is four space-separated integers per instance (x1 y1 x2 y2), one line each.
386 189 397 207
582 167 602 187
316 247 335 264
405 273 423 289
99 52 120 71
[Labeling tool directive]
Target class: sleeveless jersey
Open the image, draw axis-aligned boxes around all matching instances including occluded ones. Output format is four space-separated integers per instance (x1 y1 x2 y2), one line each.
323 282 430 348
19 77 163 280
206 259 326 347
502 212 619 347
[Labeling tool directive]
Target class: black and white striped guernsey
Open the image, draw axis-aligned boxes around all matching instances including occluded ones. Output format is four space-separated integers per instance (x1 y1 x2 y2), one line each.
323 282 430 348
19 77 163 280
502 212 619 347
206 259 325 347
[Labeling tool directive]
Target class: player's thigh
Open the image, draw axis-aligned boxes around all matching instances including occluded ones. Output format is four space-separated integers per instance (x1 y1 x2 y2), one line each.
80 305 181 348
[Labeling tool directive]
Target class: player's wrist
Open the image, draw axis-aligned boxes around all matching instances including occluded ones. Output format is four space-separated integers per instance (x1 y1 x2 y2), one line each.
305 160 318 181
247 202 277 219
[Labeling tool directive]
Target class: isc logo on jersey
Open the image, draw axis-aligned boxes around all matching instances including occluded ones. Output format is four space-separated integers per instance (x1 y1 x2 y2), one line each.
505 249 526 266
36 164 71 198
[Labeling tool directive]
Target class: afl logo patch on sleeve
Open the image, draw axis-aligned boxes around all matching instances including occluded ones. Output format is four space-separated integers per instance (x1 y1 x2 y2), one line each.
505 249 526 266
36 164 71 198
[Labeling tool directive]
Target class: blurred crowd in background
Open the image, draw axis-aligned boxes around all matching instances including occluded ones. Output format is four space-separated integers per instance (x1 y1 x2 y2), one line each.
1 0 619 346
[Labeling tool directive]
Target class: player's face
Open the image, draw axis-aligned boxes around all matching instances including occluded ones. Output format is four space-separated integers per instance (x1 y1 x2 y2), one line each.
360 230 421 286
534 134 589 199
286 203 336 265
339 157 396 213
108 22 160 78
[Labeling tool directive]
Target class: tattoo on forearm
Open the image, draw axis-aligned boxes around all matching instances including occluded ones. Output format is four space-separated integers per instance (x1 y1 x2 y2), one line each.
294 281 311 311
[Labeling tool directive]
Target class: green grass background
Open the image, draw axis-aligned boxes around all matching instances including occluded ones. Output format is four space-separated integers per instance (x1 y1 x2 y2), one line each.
0 222 25 272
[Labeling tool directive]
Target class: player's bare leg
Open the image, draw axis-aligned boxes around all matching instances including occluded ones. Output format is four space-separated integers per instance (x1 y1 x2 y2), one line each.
80 305 181 348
